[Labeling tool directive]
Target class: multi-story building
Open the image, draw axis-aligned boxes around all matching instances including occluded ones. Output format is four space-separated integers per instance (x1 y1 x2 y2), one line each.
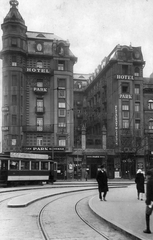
1 1 152 180
79 44 146 179
0 0 77 179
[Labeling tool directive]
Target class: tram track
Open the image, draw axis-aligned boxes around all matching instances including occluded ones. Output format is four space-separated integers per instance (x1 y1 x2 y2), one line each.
38 190 132 240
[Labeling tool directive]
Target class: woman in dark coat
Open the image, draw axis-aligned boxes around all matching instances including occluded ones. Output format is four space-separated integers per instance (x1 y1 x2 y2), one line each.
96 165 108 201
135 169 145 200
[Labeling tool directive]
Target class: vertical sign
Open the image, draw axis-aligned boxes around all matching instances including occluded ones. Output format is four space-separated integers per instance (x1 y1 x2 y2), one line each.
115 105 118 145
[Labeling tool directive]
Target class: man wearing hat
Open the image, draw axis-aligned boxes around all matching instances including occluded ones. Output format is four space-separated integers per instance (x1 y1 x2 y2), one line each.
96 165 108 201
143 169 153 234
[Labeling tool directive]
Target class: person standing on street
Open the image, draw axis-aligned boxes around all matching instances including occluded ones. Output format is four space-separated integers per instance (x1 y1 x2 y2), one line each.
96 165 108 201
135 169 145 200
143 169 153 234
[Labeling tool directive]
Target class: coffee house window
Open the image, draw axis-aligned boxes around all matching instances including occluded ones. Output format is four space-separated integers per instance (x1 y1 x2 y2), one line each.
121 83 129 93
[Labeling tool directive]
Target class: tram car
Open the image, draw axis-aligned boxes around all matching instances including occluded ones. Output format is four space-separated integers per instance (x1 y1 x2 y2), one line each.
0 152 57 187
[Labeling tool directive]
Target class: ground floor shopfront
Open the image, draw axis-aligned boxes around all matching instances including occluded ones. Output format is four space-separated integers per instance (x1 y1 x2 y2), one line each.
22 147 146 180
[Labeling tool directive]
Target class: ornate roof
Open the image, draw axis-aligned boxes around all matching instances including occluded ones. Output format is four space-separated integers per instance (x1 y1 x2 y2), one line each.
4 0 25 25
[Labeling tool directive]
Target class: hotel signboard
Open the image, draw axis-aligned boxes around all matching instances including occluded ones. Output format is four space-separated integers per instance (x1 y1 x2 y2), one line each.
26 67 50 74
116 75 134 80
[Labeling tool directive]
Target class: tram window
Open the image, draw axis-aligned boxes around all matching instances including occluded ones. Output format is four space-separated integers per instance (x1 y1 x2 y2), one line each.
21 161 29 170
10 160 19 170
1 161 8 170
31 161 39 170
41 162 48 170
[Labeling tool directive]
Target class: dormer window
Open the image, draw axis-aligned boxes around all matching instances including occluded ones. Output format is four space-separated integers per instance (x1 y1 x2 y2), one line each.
37 60 43 68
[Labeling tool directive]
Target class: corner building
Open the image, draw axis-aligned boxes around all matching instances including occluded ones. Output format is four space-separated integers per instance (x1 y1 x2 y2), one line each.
0 1 77 179
82 45 145 179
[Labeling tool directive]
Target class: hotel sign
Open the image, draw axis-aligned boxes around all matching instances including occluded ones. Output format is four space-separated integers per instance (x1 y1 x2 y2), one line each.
26 68 50 74
33 87 48 92
116 75 134 80
119 94 132 99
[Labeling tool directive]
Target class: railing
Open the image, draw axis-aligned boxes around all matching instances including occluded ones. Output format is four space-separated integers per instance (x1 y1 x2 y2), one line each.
22 124 54 132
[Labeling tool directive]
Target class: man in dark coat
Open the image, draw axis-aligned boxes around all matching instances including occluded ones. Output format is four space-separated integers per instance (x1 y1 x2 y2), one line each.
96 165 108 201
143 169 153 234
135 169 145 200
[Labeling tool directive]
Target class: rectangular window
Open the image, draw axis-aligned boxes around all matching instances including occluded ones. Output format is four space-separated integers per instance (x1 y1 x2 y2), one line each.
122 119 129 128
10 160 19 170
58 60 65 70
135 102 140 112
37 98 44 112
37 80 43 87
37 118 43 131
12 114 17 125
58 102 66 108
12 95 17 105
135 120 140 129
148 101 153 110
21 161 30 170
59 109 66 117
37 136 43 145
31 161 39 170
59 138 66 146
58 118 66 127
58 89 66 98
135 85 140 94
121 83 129 93
12 75 17 86
122 111 129 119
58 79 66 88
12 56 17 66
11 38 17 46
122 65 128 75
41 162 48 170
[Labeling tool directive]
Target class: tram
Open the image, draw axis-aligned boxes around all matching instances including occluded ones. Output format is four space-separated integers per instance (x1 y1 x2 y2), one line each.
0 152 57 187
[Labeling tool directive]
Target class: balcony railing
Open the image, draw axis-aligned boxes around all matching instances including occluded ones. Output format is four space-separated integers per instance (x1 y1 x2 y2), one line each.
22 124 54 132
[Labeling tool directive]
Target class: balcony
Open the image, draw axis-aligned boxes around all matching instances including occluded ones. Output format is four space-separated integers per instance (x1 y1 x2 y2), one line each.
35 106 45 114
22 124 54 133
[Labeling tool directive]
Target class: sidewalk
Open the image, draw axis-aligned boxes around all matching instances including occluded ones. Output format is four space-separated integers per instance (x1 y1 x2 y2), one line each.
89 184 153 240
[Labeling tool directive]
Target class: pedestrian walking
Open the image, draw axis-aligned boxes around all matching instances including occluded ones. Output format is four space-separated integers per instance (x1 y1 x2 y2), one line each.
96 165 108 201
135 169 145 200
143 169 153 234
85 170 88 181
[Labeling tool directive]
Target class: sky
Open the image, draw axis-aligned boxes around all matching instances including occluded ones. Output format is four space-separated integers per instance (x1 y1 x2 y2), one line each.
0 0 153 141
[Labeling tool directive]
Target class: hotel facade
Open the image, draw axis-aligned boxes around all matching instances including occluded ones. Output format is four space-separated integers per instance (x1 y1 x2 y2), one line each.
1 0 153 179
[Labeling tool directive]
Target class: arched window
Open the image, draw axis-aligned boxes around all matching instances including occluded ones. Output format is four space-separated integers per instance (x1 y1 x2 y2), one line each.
134 67 140 76
36 60 43 68
148 100 153 110
149 119 153 129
